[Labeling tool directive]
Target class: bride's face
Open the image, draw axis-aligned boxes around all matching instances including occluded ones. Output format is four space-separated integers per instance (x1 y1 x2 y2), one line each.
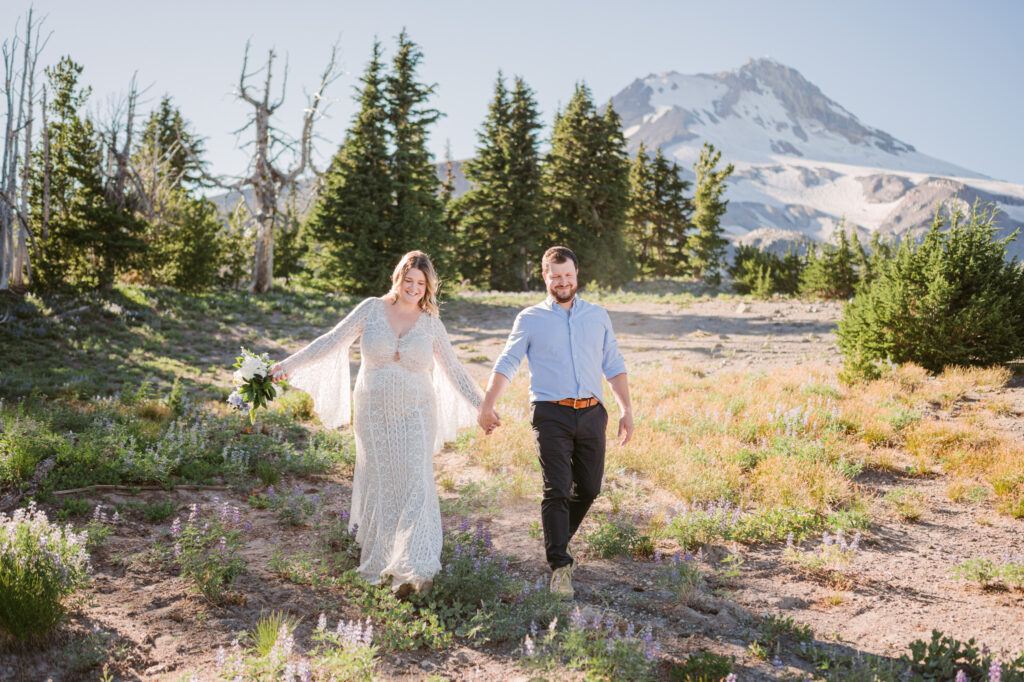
397 267 427 306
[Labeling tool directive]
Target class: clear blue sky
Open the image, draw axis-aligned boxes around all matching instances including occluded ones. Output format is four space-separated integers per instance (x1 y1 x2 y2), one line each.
5 1 1023 184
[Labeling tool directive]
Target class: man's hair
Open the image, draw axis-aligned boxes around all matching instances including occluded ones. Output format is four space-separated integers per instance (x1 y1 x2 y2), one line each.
541 246 578 274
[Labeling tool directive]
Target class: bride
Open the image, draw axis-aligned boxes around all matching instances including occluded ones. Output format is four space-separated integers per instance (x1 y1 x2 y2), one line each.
271 251 484 596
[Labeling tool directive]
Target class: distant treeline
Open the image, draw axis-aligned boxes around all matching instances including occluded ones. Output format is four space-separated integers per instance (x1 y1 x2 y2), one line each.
1 16 737 294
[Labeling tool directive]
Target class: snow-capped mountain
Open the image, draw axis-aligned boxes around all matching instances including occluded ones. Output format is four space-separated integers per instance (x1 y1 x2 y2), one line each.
612 58 1024 259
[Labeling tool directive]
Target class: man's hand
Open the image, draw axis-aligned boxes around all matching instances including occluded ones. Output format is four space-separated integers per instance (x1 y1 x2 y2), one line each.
477 406 501 435
608 373 633 446
617 411 634 446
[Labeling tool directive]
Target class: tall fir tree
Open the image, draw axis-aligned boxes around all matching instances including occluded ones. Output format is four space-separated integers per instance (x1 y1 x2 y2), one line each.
303 40 393 294
134 95 206 190
685 142 734 285
30 56 145 290
627 144 692 278
455 73 511 287
456 74 546 290
543 85 634 287
385 30 449 281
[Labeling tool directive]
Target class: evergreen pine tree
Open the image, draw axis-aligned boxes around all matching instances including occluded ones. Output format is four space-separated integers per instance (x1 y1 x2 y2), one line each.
303 41 392 294
543 85 634 287
386 30 448 280
838 203 1024 377
685 142 734 285
651 148 693 276
455 73 511 288
456 74 546 290
135 95 206 190
219 198 254 290
626 143 657 278
502 76 546 289
800 221 859 299
30 56 145 290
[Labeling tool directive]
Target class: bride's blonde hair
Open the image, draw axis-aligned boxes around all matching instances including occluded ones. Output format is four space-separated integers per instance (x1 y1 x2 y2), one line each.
388 251 440 315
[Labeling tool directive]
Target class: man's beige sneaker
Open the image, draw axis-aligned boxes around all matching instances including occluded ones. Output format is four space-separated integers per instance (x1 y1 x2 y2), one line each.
550 564 574 598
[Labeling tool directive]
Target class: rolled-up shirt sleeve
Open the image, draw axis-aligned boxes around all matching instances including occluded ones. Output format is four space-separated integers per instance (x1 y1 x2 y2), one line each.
493 311 530 381
600 310 627 379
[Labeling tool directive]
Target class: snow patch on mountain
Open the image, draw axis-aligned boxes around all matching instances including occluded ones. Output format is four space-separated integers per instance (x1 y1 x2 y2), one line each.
612 58 1024 259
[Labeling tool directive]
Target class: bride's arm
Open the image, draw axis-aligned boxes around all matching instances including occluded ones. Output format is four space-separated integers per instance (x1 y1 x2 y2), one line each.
274 297 374 380
431 315 484 408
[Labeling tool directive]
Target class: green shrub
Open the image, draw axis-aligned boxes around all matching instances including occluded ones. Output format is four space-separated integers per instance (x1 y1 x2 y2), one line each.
581 513 654 558
801 224 860 299
901 630 1024 681
0 502 92 639
521 607 660 680
729 244 803 297
163 501 247 602
654 551 704 604
670 651 733 681
838 203 1024 378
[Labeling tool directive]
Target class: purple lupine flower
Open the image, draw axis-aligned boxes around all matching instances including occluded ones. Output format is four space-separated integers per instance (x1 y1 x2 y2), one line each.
956 671 968 682
362 619 374 646
244 521 252 533
218 536 227 553
990 659 1002 682
459 517 469 532
850 531 861 552
267 486 275 497
283 662 295 680
111 510 120 523
772 656 783 669
529 621 538 637
786 532 794 549
523 634 535 656
232 506 241 525
174 542 182 558
724 674 737 682
653 550 663 564
472 558 481 570
624 622 635 638
170 517 182 537
298 660 312 682
454 544 462 558
570 607 585 630
188 503 199 524
216 646 227 669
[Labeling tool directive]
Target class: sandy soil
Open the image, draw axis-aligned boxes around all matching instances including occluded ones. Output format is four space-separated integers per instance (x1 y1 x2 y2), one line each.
3 297 1022 681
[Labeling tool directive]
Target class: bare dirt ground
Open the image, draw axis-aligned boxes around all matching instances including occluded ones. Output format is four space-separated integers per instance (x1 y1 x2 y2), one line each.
3 297 1022 681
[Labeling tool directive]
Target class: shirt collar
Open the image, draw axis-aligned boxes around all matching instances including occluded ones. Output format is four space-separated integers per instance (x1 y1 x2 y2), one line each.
542 294 584 311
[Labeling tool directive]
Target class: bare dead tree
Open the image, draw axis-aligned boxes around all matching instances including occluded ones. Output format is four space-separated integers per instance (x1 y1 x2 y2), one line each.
0 8 48 292
227 41 340 293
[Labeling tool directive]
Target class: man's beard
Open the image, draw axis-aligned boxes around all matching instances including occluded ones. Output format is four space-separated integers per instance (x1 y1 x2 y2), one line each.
547 282 577 304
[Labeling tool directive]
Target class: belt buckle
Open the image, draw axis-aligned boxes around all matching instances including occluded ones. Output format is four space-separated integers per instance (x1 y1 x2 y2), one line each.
573 397 588 409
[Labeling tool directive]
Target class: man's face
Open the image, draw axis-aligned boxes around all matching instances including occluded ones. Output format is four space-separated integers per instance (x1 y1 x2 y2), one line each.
544 260 578 304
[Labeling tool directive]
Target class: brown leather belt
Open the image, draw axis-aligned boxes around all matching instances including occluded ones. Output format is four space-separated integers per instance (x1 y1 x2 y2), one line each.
549 397 598 409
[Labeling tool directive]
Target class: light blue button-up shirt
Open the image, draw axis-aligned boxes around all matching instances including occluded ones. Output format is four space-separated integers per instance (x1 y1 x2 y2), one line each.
492 295 627 404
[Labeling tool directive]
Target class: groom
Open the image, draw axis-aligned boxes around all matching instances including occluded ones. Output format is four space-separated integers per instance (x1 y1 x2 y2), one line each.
478 246 633 598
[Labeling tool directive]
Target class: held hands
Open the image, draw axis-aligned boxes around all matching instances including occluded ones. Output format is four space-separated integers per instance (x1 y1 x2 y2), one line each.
477 406 501 435
270 364 288 383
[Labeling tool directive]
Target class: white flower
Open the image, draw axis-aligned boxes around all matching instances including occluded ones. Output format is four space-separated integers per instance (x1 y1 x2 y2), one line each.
227 391 245 408
238 354 265 381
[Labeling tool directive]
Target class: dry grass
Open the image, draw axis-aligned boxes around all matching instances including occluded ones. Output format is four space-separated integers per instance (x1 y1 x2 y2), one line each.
457 360 1023 520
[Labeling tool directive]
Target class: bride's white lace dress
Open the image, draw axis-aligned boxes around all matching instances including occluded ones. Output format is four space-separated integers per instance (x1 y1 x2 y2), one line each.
278 297 483 585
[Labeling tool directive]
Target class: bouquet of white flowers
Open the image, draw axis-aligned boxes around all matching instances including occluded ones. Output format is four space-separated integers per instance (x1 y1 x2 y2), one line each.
227 348 276 424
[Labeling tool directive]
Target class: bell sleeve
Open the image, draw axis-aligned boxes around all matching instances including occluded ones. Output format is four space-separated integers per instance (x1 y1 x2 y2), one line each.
278 297 374 429
430 314 485 453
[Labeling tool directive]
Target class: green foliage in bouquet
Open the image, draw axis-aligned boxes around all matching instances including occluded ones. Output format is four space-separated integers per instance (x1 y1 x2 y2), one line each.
229 348 277 424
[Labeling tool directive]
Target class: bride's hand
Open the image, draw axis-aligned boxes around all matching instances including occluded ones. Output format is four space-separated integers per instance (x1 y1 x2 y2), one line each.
270 364 287 383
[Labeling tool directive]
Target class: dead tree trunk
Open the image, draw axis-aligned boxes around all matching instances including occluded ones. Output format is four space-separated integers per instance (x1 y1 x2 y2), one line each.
233 41 338 293
0 9 47 292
